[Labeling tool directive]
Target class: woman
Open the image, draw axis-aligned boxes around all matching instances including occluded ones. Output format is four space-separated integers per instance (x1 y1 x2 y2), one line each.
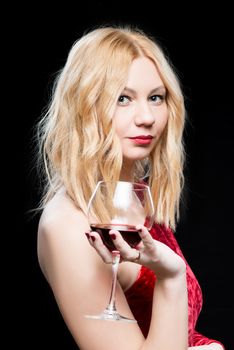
36 25 224 349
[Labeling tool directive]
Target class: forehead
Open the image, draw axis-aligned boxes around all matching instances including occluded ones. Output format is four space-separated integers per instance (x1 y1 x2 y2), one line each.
125 57 163 89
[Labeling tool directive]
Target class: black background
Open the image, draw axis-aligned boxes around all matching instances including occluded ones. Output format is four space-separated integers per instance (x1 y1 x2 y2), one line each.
17 2 233 349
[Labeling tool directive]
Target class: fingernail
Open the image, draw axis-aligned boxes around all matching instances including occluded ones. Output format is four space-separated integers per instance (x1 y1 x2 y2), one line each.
91 236 95 242
110 233 116 240
85 232 90 239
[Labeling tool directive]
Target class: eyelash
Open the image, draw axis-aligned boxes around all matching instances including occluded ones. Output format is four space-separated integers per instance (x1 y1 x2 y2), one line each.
117 94 165 105
150 95 165 102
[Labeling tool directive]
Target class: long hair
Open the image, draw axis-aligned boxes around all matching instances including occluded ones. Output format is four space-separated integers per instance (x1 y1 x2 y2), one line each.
37 25 185 230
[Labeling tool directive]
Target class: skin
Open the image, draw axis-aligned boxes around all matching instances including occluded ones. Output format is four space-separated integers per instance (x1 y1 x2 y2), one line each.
113 56 168 181
37 57 223 349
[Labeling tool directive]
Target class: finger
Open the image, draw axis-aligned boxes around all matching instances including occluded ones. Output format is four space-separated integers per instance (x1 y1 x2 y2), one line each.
109 230 141 262
130 249 141 263
87 231 112 263
136 225 155 251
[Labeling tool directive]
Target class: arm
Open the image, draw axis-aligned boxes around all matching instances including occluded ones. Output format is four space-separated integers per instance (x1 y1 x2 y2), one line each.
37 195 188 350
161 226 225 350
87 225 188 350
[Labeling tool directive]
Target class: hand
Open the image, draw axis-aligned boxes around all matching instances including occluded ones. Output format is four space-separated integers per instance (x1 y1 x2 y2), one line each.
135 225 186 279
86 224 186 279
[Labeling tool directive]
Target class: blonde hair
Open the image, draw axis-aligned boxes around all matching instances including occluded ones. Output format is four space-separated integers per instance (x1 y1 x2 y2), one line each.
37 25 185 230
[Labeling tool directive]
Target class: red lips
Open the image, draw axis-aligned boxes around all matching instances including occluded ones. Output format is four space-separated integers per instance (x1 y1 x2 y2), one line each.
129 135 153 140
129 135 154 145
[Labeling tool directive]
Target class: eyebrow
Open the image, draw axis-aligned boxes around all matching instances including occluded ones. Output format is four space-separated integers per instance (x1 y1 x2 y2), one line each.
122 86 166 95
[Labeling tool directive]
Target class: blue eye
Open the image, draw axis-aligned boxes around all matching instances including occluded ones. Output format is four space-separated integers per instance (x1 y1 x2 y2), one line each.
150 95 165 104
117 95 131 105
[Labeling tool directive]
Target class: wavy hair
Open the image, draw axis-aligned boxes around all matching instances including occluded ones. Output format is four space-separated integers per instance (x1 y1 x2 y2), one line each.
37 25 185 229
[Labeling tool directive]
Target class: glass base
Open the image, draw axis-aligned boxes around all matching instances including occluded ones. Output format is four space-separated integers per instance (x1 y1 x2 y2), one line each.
85 309 137 323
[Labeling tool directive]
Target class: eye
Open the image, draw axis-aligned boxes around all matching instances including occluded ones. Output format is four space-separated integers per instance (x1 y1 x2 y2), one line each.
150 94 165 105
117 95 131 105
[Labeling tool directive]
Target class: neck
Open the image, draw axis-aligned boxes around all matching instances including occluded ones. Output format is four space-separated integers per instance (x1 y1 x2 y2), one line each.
120 160 135 182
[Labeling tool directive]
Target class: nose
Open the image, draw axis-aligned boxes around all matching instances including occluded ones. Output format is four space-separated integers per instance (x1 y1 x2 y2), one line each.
134 102 155 127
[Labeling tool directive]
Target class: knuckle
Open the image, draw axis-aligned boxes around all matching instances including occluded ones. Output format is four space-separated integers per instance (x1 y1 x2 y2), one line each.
102 256 112 264
121 251 134 262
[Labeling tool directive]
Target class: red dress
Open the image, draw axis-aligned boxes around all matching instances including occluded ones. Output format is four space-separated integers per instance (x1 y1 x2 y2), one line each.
124 223 224 348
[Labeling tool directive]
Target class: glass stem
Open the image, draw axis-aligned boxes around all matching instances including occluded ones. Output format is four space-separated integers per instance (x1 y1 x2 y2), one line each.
106 250 120 313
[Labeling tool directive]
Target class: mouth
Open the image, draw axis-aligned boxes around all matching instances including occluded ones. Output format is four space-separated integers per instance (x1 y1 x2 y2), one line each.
128 135 154 145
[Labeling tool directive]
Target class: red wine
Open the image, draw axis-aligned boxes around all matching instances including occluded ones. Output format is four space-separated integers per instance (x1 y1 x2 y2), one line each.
90 223 141 251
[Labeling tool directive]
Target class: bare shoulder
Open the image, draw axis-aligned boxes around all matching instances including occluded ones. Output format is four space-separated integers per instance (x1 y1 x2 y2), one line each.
37 191 144 349
38 190 87 234
37 191 93 279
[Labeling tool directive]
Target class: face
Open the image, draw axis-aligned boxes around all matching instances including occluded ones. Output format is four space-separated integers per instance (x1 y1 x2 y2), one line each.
113 57 168 167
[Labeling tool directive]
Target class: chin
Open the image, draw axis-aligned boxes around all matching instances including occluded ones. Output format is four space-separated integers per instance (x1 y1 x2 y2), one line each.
123 151 151 162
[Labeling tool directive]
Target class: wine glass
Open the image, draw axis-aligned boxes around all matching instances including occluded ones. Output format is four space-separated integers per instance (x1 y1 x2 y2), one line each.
85 180 155 322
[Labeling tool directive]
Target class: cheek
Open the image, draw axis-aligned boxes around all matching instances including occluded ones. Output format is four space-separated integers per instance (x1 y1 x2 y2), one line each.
113 112 130 137
113 120 124 137
156 112 168 136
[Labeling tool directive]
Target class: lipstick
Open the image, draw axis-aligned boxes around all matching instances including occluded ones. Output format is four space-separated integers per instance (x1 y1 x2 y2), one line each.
129 135 153 145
